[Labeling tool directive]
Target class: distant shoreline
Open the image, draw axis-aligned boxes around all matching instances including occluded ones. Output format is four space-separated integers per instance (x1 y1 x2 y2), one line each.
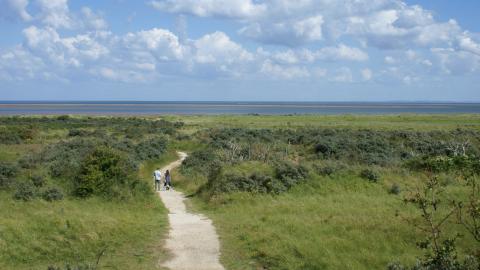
1 101 480 115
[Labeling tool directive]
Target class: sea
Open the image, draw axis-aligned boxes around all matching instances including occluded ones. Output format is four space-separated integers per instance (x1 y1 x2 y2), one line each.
1 101 480 115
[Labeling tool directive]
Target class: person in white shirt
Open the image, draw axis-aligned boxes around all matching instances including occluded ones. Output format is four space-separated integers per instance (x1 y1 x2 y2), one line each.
153 168 162 191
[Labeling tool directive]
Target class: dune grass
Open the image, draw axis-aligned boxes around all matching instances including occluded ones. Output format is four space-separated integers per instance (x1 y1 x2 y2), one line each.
0 150 178 270
174 166 476 270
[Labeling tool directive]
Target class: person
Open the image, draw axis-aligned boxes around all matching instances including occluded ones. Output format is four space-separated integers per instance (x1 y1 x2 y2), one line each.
164 170 172 190
153 168 162 191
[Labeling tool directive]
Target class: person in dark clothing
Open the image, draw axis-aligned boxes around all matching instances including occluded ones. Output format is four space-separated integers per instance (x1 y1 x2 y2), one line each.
164 170 172 190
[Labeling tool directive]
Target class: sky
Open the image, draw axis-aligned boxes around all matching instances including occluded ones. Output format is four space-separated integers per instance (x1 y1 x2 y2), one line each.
0 0 479 101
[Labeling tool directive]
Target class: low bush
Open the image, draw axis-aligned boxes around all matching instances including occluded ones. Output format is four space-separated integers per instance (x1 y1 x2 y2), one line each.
31 175 46 188
0 162 18 188
42 187 64 201
274 161 309 188
360 169 380 182
181 150 219 174
13 183 36 201
74 146 142 198
389 183 401 195
315 165 336 176
134 137 167 160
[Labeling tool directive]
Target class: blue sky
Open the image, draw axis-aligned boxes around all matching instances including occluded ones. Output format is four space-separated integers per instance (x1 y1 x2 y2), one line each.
0 0 479 101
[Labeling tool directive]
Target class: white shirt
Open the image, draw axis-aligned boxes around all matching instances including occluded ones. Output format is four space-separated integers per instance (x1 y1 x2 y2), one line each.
154 170 162 180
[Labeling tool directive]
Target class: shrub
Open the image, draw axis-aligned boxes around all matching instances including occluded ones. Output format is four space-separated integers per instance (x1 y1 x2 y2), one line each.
389 183 401 195
207 171 287 195
68 129 89 137
315 165 335 176
315 142 336 157
42 187 64 201
274 161 309 188
181 150 218 174
31 175 45 188
57 115 70 121
360 169 380 182
134 137 167 160
74 147 139 198
0 162 18 188
13 183 36 201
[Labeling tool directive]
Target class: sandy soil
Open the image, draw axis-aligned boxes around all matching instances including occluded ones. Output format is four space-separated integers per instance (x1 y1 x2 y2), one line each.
157 152 224 270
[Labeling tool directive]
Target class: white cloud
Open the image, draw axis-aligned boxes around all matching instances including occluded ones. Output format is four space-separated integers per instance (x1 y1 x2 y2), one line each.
149 0 266 19
194 31 253 64
458 35 480 56
331 67 353 82
36 0 73 28
384 56 395 64
80 7 107 30
315 44 368 62
239 15 324 46
0 0 32 21
431 48 479 75
260 59 310 79
361 68 373 81
123 28 187 61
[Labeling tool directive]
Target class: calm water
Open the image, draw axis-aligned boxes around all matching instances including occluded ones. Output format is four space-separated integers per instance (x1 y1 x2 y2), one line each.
1 101 480 115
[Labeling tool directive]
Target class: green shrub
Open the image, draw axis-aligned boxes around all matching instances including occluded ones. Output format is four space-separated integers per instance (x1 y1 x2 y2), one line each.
42 187 64 201
315 165 335 176
274 161 309 188
134 137 167 160
31 175 45 187
0 162 18 188
181 150 218 174
13 183 36 201
74 146 141 198
68 129 89 137
360 169 380 182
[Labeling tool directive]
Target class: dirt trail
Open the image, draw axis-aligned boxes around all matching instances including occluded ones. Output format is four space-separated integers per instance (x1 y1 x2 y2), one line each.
158 152 224 270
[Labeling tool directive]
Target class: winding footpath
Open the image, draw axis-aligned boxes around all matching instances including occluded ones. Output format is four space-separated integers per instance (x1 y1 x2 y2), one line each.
157 152 225 270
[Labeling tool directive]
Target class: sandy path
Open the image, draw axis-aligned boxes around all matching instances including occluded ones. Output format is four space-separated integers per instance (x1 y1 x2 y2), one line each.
158 152 224 270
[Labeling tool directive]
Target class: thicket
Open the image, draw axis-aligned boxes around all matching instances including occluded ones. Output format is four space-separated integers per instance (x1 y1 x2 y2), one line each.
1 116 180 201
0 162 18 188
180 127 480 198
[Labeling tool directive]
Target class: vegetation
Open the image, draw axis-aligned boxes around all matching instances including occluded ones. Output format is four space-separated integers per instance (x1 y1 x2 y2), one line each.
2 114 480 269
0 116 181 269
172 115 480 270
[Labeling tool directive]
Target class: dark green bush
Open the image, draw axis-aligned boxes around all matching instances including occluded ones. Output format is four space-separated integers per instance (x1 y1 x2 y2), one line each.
360 169 380 182
13 183 36 201
134 137 167 160
42 187 64 201
315 165 335 176
181 150 218 174
68 129 89 137
0 126 38 144
31 175 45 188
0 162 18 188
207 171 287 195
74 147 141 198
274 161 309 188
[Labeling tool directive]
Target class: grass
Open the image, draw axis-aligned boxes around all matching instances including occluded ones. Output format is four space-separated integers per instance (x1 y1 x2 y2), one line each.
165 114 480 131
0 194 166 270
174 161 478 270
0 145 179 270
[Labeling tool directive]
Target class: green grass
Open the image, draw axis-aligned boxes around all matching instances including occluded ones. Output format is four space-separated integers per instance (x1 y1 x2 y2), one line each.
174 162 477 270
0 194 166 270
166 114 480 131
0 144 179 270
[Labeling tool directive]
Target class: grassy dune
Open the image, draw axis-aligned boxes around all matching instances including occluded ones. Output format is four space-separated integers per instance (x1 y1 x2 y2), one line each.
171 114 480 270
